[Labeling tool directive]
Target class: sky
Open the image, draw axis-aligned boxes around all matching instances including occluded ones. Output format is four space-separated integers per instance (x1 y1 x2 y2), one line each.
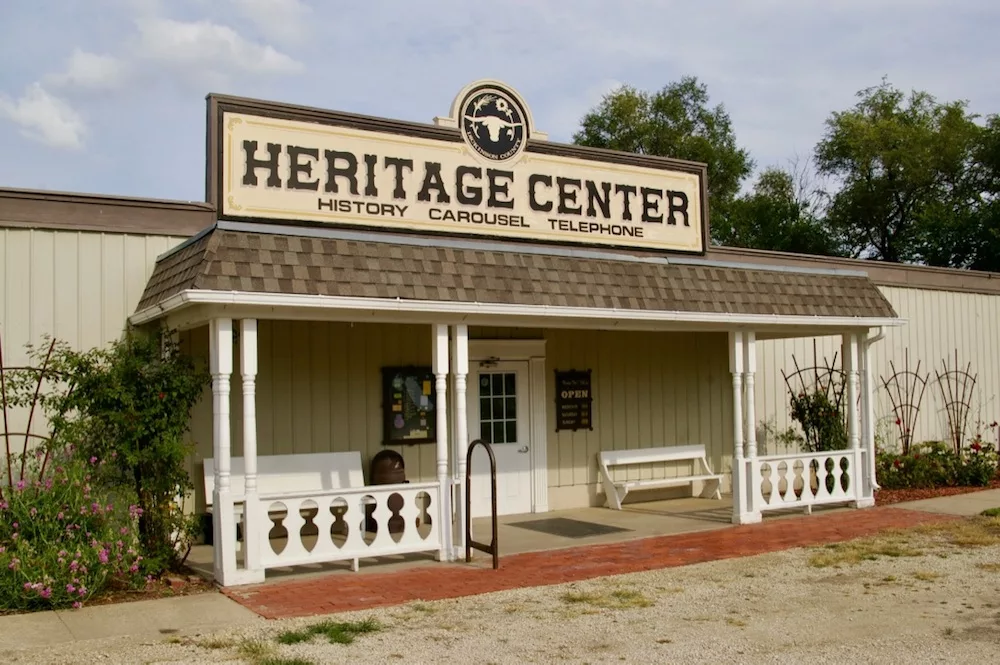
1 0 998 203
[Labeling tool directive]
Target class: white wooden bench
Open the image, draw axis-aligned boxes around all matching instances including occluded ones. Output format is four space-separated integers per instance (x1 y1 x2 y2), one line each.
203 452 367 569
203 451 365 517
597 445 723 510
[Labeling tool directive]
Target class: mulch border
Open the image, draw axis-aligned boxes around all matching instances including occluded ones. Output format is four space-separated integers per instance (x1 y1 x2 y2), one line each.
874 479 1000 506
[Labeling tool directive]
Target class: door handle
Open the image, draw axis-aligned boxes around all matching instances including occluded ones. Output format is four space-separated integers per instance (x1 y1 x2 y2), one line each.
517 445 529 453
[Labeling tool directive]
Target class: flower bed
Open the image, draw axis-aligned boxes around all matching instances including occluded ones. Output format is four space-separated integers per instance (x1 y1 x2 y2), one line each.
0 452 146 612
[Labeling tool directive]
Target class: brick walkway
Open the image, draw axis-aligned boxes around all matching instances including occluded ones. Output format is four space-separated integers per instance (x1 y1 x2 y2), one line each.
222 506 957 619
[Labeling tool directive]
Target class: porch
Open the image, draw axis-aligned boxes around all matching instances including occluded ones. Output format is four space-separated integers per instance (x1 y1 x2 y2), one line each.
129 223 904 587
186 495 854 583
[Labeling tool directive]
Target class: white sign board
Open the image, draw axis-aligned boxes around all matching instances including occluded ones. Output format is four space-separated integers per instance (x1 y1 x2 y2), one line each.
215 81 707 254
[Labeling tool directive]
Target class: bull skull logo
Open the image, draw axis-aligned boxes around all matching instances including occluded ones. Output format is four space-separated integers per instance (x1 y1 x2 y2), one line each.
460 88 527 163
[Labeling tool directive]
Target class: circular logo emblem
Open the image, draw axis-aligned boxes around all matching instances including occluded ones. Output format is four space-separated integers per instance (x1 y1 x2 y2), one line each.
460 85 528 163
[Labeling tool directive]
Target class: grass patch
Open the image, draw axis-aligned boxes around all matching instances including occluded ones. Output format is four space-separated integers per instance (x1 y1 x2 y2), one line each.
559 588 654 610
237 639 277 661
808 535 924 568
809 516 1000 568
725 617 748 627
409 602 438 614
913 571 943 582
980 508 1000 517
909 516 1000 548
275 618 381 646
196 637 236 649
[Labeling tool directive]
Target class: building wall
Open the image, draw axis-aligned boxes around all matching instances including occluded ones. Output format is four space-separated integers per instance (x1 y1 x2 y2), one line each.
0 227 186 439
755 286 1000 455
183 322 733 512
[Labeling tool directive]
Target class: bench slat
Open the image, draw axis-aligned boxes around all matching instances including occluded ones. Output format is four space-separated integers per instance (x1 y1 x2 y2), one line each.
621 474 721 490
599 444 707 467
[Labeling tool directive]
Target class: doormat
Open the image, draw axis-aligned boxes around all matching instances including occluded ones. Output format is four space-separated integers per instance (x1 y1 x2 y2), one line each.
507 517 632 539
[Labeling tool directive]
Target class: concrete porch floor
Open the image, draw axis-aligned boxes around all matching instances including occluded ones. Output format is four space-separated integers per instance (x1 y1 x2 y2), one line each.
187 496 743 584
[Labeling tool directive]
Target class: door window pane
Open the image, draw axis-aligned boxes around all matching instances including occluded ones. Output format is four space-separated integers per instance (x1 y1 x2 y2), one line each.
478 371 518 446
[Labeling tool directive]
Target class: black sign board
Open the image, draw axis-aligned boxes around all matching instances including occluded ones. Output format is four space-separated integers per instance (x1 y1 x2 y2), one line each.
554 369 594 432
382 366 436 445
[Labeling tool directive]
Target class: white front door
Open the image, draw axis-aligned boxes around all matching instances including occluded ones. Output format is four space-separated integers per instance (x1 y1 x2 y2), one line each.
467 361 533 517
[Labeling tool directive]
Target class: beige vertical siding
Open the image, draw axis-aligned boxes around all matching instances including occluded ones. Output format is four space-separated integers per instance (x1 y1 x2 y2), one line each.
755 286 1000 455
185 323 733 511
0 228 185 439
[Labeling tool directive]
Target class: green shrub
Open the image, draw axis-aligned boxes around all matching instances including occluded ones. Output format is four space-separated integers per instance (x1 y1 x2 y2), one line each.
25 327 209 575
0 451 145 611
789 388 849 453
876 440 998 490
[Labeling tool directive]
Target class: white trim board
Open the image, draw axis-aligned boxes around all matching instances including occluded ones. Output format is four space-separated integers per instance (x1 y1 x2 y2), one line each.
131 289 905 334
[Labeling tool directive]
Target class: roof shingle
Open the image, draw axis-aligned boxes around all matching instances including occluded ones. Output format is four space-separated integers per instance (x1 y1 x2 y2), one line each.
135 228 898 321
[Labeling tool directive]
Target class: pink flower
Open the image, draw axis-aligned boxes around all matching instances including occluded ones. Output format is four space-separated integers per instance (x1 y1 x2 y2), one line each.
23 582 32 591
11 533 18 541
0 546 5 553
0 500 8 510
58 550 67 557
66 584 75 593
119 527 128 535
15 480 25 491
12 522 18 529
72 602 82 609
8 558 19 570
98 549 109 564
57 512 64 520
39 588 51 599
77 587 87 596
29 507 37 517
89 456 97 465
69 560 79 572
129 563 139 573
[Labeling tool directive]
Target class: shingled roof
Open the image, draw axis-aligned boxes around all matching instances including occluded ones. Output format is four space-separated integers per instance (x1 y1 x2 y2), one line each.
135 225 898 321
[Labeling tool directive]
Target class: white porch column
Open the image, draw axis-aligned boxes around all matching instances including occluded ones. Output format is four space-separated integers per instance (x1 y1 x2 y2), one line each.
862 335 880 497
239 319 265 582
844 332 872 507
743 331 758 460
209 318 236 585
729 331 751 524
450 324 469 559
432 324 452 561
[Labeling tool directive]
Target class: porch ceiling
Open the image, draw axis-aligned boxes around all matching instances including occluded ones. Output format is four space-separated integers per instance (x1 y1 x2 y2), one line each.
131 222 901 333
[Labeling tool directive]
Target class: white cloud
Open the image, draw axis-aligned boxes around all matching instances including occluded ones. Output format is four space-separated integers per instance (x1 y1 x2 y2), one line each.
227 0 311 42
0 83 86 150
47 50 131 91
134 17 304 76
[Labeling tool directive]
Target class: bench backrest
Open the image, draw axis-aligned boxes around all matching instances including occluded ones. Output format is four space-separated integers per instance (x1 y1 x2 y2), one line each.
204 451 365 505
599 444 707 468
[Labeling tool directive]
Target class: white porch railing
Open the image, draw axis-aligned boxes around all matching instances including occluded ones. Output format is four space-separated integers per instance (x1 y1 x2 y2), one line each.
252 482 442 570
749 449 863 514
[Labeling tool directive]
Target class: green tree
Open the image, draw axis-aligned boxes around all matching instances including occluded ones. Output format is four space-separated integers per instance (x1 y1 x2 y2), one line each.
717 166 843 256
814 79 982 264
573 76 754 235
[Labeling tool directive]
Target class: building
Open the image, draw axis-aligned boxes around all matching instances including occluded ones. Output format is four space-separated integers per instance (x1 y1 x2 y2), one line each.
1 80 997 586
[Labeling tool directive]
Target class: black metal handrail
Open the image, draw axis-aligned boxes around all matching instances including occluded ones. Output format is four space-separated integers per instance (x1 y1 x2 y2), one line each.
465 438 499 570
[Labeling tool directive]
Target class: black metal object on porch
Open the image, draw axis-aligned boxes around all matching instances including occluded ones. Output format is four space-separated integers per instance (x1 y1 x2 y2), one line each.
366 449 407 534
465 438 499 570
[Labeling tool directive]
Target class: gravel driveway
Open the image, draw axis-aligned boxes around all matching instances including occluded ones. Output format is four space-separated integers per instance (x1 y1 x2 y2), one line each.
6 519 1000 664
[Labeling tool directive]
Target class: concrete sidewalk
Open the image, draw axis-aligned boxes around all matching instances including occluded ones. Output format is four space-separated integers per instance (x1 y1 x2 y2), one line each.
1 488 998 653
0 592 261 652
893 487 1000 516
